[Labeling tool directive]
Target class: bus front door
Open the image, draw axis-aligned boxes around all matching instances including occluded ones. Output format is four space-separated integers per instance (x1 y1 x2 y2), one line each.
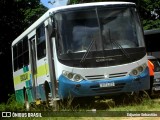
29 37 38 101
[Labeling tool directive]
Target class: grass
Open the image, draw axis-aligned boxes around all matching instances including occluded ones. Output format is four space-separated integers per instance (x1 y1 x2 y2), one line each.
0 94 24 111
109 98 160 111
1 94 160 120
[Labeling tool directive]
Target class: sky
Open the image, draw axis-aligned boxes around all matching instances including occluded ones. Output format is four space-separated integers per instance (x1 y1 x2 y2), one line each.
40 0 69 8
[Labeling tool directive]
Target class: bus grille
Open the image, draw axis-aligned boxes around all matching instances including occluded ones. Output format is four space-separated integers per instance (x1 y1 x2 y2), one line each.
85 72 127 80
90 83 126 93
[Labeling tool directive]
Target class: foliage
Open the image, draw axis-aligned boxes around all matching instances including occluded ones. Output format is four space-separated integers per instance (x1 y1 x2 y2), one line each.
0 0 48 103
143 19 160 30
15 0 48 30
138 0 160 30
0 94 24 111
0 0 48 49
109 98 160 111
1 94 160 119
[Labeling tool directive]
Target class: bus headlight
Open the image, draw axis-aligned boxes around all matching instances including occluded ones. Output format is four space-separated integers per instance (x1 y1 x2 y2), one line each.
130 63 147 76
73 74 83 82
68 73 74 79
138 66 143 72
62 70 84 82
132 69 139 76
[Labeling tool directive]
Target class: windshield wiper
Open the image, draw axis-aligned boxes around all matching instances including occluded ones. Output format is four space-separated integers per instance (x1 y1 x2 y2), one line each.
108 29 132 62
80 8 104 66
80 35 95 64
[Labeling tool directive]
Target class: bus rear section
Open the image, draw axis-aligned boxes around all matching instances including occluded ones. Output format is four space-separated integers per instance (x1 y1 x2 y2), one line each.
144 29 160 59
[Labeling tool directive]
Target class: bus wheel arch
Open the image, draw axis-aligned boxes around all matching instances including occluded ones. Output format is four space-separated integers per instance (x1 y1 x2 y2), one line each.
23 87 30 111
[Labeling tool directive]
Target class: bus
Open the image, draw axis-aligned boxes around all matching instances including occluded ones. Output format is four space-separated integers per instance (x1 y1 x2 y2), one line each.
11 2 150 109
144 29 160 59
147 56 160 96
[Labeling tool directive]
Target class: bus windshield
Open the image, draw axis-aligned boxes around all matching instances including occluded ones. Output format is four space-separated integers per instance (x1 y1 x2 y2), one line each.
54 6 145 67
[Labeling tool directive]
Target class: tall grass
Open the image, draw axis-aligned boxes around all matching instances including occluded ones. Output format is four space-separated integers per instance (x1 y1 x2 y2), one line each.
1 93 160 112
0 94 24 111
109 98 160 111
1 94 160 120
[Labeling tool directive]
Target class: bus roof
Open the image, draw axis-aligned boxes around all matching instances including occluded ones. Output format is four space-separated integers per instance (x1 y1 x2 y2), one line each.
51 2 135 11
144 29 160 35
147 55 157 60
12 2 135 46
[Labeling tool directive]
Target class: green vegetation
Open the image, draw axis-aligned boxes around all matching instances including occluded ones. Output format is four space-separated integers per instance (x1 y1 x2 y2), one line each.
1 94 160 112
1 94 160 119
0 94 24 111
110 98 160 111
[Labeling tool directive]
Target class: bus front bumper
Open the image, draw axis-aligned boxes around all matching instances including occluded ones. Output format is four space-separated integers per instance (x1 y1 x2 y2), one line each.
58 71 150 99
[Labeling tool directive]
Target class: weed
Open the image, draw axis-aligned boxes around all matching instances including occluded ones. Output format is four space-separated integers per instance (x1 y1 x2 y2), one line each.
1 93 160 113
1 94 24 111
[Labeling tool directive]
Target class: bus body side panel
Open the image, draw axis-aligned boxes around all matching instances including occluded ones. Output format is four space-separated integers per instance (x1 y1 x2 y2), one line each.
13 57 50 103
13 65 35 104
15 89 25 104
32 57 50 101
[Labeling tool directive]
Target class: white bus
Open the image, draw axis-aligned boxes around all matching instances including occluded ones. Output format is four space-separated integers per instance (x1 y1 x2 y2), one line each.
11 2 150 109
144 29 160 59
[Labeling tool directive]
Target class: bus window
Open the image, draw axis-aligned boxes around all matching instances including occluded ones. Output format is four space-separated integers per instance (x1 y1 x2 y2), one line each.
13 45 18 71
23 37 29 66
36 24 46 60
17 41 23 69
13 37 29 71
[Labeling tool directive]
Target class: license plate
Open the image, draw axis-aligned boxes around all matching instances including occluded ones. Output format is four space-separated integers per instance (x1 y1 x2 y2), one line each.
100 82 115 88
154 87 160 91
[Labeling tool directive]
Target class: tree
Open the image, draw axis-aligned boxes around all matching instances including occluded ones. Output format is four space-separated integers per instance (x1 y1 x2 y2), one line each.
16 0 48 30
0 0 48 53
0 0 48 103
137 0 160 30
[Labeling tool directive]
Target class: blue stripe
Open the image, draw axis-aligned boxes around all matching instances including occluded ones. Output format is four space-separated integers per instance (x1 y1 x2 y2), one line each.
58 68 150 99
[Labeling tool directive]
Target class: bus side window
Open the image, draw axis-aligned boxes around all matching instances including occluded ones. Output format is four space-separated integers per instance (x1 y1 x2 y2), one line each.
17 41 23 69
23 37 29 66
37 24 46 60
13 37 29 71
13 45 18 71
